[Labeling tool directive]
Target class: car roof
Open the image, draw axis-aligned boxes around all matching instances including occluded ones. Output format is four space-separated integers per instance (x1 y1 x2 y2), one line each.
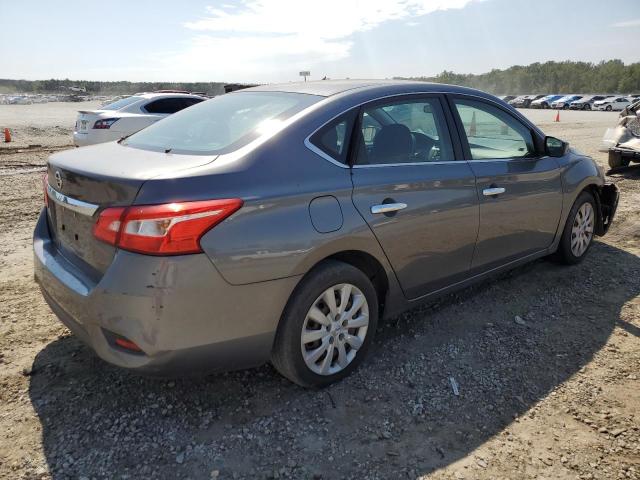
243 79 494 99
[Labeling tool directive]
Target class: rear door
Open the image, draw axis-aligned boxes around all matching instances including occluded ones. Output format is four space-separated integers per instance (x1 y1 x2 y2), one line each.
449 96 563 270
350 95 479 299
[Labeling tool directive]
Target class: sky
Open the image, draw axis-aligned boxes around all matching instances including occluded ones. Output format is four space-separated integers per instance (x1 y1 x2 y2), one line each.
1 0 639 83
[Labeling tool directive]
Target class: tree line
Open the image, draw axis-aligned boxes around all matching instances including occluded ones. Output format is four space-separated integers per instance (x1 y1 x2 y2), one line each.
398 60 640 95
0 79 227 96
2 60 639 96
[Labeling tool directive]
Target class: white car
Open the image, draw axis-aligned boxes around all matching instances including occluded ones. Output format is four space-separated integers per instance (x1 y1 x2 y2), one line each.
593 96 633 112
73 92 206 146
550 95 582 110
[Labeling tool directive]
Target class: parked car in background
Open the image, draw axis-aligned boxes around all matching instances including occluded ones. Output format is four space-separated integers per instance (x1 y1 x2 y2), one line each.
530 95 563 109
73 92 206 146
601 99 640 168
36 80 618 387
551 95 582 110
594 96 633 112
498 95 517 103
569 95 607 110
509 94 545 108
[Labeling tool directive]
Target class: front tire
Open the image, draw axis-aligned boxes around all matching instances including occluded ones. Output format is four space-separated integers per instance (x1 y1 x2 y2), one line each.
555 191 596 265
271 260 379 388
606 105 612 111
609 152 630 169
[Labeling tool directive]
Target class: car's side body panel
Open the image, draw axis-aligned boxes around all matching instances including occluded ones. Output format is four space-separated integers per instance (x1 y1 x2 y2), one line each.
466 157 563 268
351 163 479 299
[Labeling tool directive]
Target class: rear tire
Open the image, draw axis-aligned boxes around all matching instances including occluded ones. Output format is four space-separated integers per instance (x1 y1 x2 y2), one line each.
606 105 612 111
271 260 378 388
554 191 597 265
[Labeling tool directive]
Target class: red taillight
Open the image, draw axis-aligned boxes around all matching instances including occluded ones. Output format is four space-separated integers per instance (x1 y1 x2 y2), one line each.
114 337 143 352
93 207 126 245
93 199 243 255
93 118 119 129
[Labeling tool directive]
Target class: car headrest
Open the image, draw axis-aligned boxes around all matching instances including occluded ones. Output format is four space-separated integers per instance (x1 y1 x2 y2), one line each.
370 124 413 164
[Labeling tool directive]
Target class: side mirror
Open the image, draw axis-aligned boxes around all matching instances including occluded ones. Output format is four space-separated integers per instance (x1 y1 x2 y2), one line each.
545 136 568 157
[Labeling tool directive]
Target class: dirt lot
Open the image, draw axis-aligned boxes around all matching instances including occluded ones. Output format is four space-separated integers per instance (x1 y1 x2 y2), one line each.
0 104 638 480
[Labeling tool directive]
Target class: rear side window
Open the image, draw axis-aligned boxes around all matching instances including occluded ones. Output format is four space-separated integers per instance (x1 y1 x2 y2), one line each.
124 92 322 155
452 99 535 160
101 96 144 111
354 97 454 165
144 97 202 114
309 110 356 164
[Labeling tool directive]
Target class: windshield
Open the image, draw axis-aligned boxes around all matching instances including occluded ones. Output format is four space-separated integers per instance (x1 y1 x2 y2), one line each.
123 91 322 155
101 96 144 110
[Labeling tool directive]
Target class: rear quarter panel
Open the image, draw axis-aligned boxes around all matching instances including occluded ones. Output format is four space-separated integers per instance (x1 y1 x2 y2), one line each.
196 136 395 284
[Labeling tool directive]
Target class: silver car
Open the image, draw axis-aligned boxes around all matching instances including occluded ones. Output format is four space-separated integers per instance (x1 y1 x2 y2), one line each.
34 80 619 387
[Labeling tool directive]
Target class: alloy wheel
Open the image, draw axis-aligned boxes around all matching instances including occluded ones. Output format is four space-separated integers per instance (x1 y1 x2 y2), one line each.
571 202 594 257
301 283 369 376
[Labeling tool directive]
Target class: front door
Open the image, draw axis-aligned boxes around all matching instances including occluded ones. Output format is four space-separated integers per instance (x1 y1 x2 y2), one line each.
350 95 479 299
449 96 563 269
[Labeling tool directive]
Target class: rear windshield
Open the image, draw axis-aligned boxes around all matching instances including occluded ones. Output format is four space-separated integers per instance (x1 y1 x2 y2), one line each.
101 96 144 110
123 92 322 155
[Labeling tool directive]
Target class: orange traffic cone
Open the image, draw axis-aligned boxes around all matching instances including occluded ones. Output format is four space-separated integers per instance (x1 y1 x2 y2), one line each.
554 111 560 122
469 111 477 136
3 128 10 143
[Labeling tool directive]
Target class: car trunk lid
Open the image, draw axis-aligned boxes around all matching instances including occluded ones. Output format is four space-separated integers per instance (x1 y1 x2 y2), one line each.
45 142 218 277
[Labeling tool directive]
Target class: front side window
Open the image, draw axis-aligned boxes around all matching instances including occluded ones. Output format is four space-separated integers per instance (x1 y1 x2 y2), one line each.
453 99 535 160
124 92 322 155
354 98 454 165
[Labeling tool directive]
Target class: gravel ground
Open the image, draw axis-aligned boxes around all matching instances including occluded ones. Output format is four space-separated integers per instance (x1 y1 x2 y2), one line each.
0 105 638 480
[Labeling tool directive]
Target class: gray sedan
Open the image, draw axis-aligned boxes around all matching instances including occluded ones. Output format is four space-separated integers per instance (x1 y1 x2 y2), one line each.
34 80 618 387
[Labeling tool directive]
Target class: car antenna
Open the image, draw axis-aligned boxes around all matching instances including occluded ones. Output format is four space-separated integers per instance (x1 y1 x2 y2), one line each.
164 148 172 154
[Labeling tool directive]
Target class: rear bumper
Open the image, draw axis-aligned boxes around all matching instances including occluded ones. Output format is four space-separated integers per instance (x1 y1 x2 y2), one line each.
609 146 640 161
33 209 301 375
73 130 123 147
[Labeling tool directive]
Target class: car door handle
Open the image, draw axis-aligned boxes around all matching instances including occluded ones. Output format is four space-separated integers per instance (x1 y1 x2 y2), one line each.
482 187 506 196
370 203 408 214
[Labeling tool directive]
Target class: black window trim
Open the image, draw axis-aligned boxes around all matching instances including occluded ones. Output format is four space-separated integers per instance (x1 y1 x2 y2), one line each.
446 93 546 161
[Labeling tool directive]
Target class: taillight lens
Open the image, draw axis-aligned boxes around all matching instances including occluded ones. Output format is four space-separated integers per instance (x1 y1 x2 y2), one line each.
93 207 126 245
93 199 243 255
93 118 119 129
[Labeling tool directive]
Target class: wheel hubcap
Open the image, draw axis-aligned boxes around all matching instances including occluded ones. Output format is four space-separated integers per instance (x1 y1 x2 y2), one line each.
571 202 594 257
301 283 369 376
